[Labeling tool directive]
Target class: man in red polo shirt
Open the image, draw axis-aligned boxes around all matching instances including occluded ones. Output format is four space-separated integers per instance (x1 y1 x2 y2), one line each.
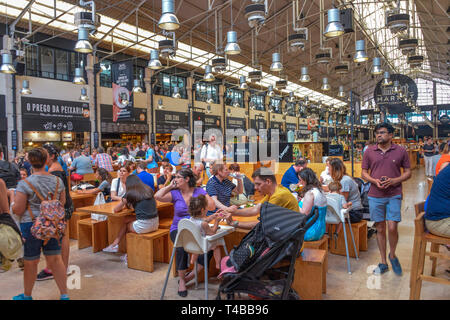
362 122 411 276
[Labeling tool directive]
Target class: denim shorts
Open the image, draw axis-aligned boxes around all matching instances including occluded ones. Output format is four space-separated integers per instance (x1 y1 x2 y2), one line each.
368 195 402 223
20 222 62 261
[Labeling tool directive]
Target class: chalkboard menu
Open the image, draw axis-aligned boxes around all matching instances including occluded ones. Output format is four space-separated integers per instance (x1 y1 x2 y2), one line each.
101 104 148 133
329 144 344 156
227 117 247 130
193 112 221 132
155 110 189 134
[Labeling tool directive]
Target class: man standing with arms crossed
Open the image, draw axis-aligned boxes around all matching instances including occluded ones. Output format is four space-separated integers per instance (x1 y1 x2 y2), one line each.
362 122 411 275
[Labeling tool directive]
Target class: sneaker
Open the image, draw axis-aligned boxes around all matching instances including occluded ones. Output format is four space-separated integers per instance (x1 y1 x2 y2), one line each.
13 293 32 300
36 269 54 281
60 294 70 300
389 255 403 276
373 263 389 275
102 244 119 253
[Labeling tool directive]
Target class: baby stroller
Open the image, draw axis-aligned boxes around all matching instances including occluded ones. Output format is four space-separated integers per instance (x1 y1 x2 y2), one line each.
217 202 319 300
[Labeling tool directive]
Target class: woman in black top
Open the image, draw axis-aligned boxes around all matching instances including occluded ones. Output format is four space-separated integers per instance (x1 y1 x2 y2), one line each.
103 175 158 254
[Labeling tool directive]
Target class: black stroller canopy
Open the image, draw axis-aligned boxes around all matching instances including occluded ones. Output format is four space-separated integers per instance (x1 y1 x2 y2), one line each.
260 202 310 247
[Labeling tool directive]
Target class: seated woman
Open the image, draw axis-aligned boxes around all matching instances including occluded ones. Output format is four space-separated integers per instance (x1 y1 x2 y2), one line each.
157 163 174 190
103 175 159 254
76 168 112 199
297 168 328 242
320 157 333 187
110 163 132 201
425 164 450 238
228 163 253 206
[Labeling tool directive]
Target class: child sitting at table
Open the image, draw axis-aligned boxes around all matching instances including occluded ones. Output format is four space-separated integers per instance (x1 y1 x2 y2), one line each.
327 181 352 239
188 195 222 269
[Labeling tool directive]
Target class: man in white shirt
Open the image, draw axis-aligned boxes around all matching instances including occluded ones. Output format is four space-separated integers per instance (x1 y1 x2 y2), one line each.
200 134 223 178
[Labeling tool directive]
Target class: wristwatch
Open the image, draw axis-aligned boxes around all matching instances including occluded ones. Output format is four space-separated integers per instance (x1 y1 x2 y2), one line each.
232 220 239 228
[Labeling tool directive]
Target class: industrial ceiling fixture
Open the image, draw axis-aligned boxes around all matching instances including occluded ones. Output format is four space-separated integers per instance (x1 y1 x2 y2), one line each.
158 0 180 31
371 57 383 75
393 80 400 93
316 47 332 64
267 85 275 97
132 79 143 93
239 76 248 90
148 49 163 70
245 0 267 29
80 87 89 101
212 56 227 73
157 98 164 109
335 61 349 75
74 27 93 53
398 37 418 55
338 85 346 98
172 86 181 99
354 40 368 63
299 66 310 83
249 101 256 110
20 80 31 95
321 77 331 91
386 4 410 34
381 71 392 86
248 69 262 82
324 7 344 38
408 54 424 68
288 28 308 51
203 65 215 82
224 31 241 55
288 92 296 103
73 67 86 85
303 96 310 106
158 33 177 58
206 105 212 114
0 52 16 74
270 52 283 72
233 99 241 108
275 79 287 90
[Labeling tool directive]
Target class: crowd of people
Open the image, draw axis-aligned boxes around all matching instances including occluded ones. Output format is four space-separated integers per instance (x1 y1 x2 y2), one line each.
1 122 449 300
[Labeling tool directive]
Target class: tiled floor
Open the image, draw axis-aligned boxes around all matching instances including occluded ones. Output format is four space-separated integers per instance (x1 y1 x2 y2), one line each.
1 166 449 300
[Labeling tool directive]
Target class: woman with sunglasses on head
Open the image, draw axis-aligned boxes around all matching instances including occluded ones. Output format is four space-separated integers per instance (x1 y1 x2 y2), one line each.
154 168 215 297
110 162 132 201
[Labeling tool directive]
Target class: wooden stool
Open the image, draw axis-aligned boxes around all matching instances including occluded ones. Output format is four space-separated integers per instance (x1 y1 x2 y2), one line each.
77 219 108 253
410 212 450 299
158 218 175 277
159 218 172 229
69 211 91 240
126 229 170 273
304 235 329 275
291 248 326 300
329 220 367 257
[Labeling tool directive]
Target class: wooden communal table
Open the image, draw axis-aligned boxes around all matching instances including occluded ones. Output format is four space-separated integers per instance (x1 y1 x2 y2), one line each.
69 191 97 209
77 201 174 253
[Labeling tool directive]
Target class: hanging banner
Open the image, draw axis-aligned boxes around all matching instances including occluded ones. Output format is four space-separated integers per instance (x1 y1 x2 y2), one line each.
374 74 418 114
112 60 133 122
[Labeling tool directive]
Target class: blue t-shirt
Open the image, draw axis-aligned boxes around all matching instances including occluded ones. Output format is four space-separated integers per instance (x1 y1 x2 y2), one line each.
137 171 155 191
425 165 450 221
146 149 158 169
71 155 94 175
281 165 299 189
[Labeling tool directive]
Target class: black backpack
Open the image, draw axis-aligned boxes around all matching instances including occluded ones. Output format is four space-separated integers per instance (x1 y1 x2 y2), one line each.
0 161 19 189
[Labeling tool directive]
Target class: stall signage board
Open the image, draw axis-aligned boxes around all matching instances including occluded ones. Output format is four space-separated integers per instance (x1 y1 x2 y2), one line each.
21 97 91 132
112 60 133 122
329 144 344 156
270 121 283 130
374 74 418 114
227 117 247 130
286 123 297 132
250 118 267 130
155 110 189 134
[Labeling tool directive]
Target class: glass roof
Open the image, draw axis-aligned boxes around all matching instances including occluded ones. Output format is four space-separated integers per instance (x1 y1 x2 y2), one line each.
0 0 347 107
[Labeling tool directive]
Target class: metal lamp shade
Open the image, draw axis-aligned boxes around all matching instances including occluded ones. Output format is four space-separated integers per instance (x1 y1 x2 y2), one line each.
267 85 275 97
132 79 143 93
172 86 181 99
206 93 214 104
0 53 16 74
21 80 32 95
371 57 383 75
80 88 89 101
224 31 241 55
338 86 346 98
148 50 163 70
203 65 215 82
158 0 180 31
353 40 368 63
321 78 331 91
73 67 86 85
299 66 310 82
239 76 248 90
324 8 344 38
382 71 392 86
270 53 283 72
393 80 400 93
75 27 93 53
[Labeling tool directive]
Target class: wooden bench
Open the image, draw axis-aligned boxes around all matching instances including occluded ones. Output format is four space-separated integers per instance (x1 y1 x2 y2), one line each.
77 218 108 253
69 211 91 240
291 248 326 300
304 235 329 276
329 220 367 257
126 229 170 272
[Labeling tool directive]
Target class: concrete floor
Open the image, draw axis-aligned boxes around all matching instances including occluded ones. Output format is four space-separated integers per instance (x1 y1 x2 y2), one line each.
1 166 449 300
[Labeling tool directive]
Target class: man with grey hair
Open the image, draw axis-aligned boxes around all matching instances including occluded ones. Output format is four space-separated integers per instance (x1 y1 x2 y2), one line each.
192 163 204 186
94 146 114 172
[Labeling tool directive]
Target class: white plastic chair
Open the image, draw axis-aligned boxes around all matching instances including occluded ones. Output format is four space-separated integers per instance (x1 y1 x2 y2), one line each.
160 219 235 300
326 194 359 274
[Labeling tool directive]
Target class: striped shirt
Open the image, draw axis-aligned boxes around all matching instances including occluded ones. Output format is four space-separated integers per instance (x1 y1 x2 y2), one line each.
95 153 114 172
206 175 236 215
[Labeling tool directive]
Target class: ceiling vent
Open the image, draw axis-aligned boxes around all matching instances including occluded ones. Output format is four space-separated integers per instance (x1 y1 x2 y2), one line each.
398 37 418 55
158 39 177 58
211 57 227 73
315 47 332 64
335 61 349 74
245 1 267 28
408 54 424 68
386 8 410 34
288 28 307 51
74 11 101 32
